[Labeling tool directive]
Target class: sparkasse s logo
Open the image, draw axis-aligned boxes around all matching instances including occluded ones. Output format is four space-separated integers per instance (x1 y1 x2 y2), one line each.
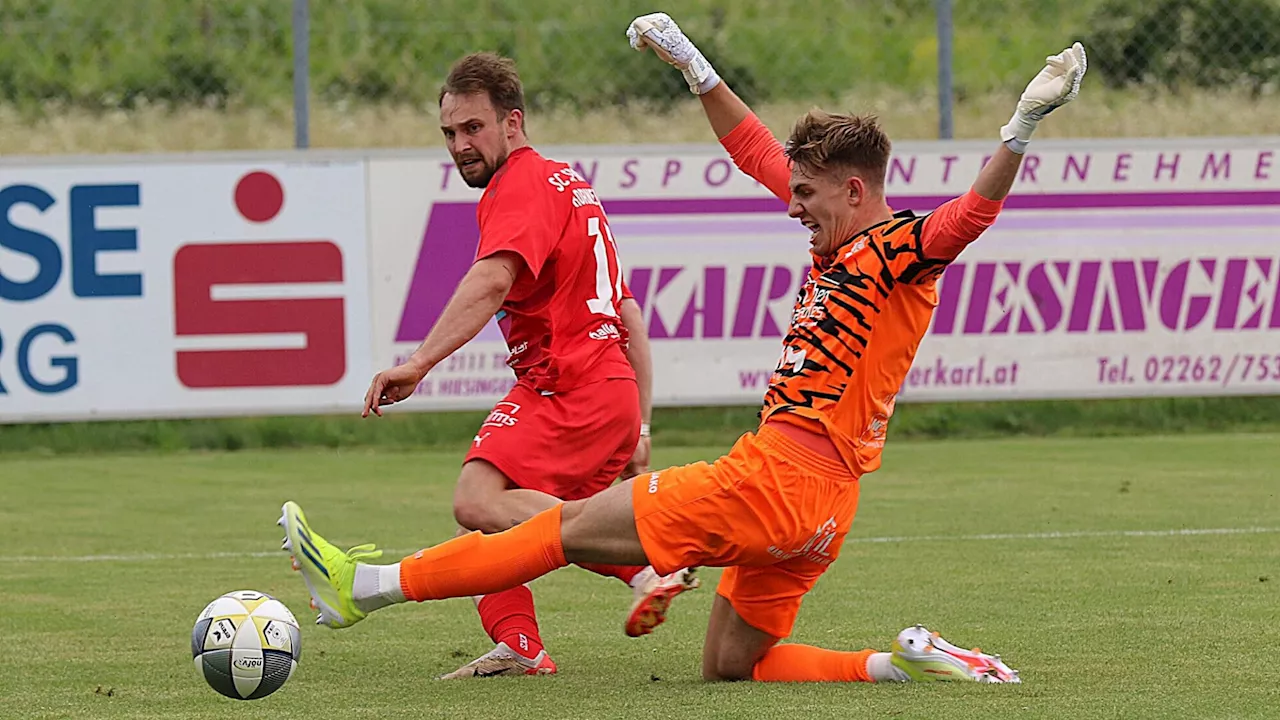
173 171 347 389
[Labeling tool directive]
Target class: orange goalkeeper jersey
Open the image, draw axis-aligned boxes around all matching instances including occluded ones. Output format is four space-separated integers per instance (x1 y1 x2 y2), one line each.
720 113 1003 477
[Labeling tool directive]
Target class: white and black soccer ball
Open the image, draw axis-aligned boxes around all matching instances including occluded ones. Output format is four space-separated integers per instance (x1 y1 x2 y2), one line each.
191 590 301 700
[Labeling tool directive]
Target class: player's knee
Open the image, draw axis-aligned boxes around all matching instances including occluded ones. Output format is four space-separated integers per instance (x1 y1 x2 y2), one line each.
452 495 505 534
557 499 589 537
702 654 754 682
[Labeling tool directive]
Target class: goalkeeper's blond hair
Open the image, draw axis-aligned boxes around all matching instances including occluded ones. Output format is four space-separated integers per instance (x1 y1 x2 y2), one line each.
784 110 892 188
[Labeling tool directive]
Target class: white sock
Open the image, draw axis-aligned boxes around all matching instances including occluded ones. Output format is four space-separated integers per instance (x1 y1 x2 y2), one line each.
352 562 406 613
628 566 658 590
867 652 911 682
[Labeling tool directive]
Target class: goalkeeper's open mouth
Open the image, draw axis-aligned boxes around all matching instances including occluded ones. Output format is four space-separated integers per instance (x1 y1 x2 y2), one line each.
801 219 821 245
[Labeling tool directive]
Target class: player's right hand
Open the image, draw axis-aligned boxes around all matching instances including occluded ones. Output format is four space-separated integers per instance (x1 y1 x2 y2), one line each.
626 12 720 94
361 361 427 418
624 435 652 478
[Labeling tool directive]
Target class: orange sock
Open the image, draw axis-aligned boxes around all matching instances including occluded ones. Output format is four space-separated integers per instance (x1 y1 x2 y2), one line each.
751 645 876 682
399 505 568 602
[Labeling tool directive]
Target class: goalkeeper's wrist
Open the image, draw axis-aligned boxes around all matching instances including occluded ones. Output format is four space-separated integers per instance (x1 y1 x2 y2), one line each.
999 111 1038 155
680 50 720 94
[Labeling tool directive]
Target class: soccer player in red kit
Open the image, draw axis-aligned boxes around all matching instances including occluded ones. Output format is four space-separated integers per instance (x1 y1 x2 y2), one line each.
358 52 697 679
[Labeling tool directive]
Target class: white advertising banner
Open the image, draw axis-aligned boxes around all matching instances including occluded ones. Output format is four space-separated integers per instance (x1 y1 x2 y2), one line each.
369 136 1280 411
0 158 372 423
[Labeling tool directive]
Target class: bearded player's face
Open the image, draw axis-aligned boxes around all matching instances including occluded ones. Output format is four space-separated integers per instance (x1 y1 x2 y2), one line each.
440 92 520 188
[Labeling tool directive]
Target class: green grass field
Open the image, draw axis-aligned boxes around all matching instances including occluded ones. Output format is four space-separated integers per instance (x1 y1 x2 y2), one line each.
4 432 1279 719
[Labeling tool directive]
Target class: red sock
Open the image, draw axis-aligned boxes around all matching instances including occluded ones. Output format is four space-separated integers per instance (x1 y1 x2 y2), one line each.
476 585 544 658
751 645 875 682
576 563 644 585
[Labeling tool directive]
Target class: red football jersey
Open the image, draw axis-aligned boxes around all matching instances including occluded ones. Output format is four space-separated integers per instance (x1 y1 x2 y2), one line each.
475 146 635 392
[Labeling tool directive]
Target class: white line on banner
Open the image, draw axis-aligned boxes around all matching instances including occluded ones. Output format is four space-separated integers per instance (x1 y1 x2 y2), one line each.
172 333 309 351
5 526 1276 564
211 282 347 300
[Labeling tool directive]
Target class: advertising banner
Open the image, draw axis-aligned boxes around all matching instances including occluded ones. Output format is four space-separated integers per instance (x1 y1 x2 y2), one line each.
0 158 372 423
368 137 1280 411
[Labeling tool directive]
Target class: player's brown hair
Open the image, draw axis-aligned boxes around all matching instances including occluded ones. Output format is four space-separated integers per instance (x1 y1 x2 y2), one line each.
438 52 526 123
785 109 891 186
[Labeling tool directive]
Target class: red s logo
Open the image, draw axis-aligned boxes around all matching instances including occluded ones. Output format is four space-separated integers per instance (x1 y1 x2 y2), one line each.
173 241 346 388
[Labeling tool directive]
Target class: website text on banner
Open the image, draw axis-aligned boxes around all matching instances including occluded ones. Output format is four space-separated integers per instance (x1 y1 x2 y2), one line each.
0 160 372 424
370 138 1280 411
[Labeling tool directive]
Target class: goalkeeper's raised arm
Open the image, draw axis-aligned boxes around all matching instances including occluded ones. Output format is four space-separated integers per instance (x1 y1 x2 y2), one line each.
627 12 792 201
923 42 1087 261
972 42 1087 203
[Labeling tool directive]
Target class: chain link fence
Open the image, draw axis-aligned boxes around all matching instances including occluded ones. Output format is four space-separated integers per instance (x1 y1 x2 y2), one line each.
1 0 1279 152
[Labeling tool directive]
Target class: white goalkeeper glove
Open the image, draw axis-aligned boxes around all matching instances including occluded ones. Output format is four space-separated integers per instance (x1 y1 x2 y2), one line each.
1000 42 1087 154
626 12 721 95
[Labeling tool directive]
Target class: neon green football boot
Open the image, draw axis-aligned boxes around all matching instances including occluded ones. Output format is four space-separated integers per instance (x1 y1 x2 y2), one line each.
278 501 382 629
891 624 1021 683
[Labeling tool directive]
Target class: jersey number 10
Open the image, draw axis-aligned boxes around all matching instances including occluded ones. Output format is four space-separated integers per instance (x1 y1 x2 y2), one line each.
586 216 623 318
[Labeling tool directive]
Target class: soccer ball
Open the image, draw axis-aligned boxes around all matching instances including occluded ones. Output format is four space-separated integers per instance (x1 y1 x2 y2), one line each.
191 590 301 700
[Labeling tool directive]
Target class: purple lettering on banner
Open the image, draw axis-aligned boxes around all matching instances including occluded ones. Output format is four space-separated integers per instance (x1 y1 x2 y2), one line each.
620 159 640 189
648 267 684 338
941 156 959 184
705 159 733 187
732 266 767 337
932 263 965 334
1019 262 1064 333
1064 154 1091 182
1154 153 1180 181
573 161 599 186
1257 151 1274 180
662 159 682 187
1202 152 1231 180
1159 261 1191 330
395 202 481 343
440 162 456 191
1114 153 1133 182
1270 263 1280 329
1142 259 1161 299
760 266 797 337
392 193 1280 349
1020 155 1040 184
1245 258 1275 329
1215 258 1248 329
1186 259 1217 329
1068 261 1101 332
675 267 727 338
889 156 916 184
989 263 1023 334
1105 261 1148 331
963 263 996 334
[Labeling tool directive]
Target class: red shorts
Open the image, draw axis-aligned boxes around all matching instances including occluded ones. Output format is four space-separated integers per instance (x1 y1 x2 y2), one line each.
464 377 641 501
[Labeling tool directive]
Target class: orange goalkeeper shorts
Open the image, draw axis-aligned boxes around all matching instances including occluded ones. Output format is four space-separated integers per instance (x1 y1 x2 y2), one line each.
632 421 860 638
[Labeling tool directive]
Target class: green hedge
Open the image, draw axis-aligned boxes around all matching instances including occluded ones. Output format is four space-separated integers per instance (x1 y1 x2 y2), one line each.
1087 0 1280 91
3 396 1280 456
0 0 1103 111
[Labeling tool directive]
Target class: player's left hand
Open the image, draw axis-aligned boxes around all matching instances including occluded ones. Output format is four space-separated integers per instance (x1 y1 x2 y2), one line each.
361 361 427 418
1000 42 1087 152
625 435 652 477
